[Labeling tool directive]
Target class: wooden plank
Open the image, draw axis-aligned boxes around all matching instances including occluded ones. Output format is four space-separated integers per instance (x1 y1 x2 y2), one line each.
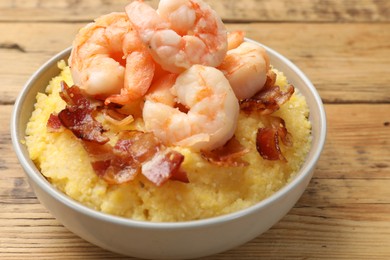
235 210 390 259
0 22 80 104
1 23 390 104
2 103 390 258
2 184 390 259
0 0 389 22
315 104 390 179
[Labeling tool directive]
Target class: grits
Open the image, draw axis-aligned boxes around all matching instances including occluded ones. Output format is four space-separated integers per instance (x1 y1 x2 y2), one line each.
25 60 311 222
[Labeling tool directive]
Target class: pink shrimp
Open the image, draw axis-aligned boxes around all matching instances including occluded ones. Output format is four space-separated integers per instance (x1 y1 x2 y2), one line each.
143 65 239 151
218 41 270 100
69 12 155 105
227 30 245 50
125 0 228 73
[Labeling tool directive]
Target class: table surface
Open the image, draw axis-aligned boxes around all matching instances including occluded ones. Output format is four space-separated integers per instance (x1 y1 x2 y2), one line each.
1 0 390 259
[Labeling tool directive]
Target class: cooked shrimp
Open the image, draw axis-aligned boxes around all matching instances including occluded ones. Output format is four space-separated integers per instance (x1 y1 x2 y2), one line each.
218 42 270 100
145 73 178 106
105 29 155 105
227 30 245 50
125 0 228 73
143 65 239 151
69 12 155 105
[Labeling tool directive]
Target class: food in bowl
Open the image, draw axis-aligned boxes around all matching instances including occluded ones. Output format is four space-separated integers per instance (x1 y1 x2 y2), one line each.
24 0 311 222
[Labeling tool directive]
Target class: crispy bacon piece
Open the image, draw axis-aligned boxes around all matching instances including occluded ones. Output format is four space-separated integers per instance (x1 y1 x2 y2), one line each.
92 159 140 185
46 113 63 132
265 70 277 87
114 131 160 162
58 81 108 144
236 71 294 162
201 136 249 167
267 116 292 147
82 140 139 184
256 116 292 162
51 82 188 186
256 127 285 161
142 150 187 186
169 168 190 183
59 81 101 109
240 71 295 115
83 131 188 186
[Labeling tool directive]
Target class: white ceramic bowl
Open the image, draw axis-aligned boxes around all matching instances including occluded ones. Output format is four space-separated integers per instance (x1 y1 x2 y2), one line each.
11 40 326 259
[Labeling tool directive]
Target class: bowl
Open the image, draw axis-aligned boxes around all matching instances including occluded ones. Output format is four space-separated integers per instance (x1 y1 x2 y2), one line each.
11 40 326 259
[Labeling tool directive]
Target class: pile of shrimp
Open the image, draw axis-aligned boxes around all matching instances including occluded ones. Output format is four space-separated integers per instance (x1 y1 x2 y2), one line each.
68 0 270 152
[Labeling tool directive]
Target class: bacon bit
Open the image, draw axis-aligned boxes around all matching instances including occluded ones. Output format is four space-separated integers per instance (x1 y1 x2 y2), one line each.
92 159 140 185
83 131 187 186
174 102 190 113
82 140 114 162
59 81 101 109
256 127 285 161
237 71 294 162
83 140 140 184
52 82 188 186
91 159 139 185
142 150 186 186
240 71 294 115
58 81 109 144
256 116 292 162
170 168 190 183
265 70 277 88
114 131 160 162
201 136 249 167
266 116 293 147
46 113 63 132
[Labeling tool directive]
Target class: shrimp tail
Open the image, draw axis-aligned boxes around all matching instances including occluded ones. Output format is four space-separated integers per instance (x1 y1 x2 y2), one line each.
105 51 155 105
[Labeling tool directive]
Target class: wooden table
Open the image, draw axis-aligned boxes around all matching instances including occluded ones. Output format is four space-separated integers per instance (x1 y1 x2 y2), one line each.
1 0 390 259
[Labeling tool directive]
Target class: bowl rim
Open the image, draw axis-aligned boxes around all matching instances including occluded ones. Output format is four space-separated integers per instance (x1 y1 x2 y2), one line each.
11 41 326 230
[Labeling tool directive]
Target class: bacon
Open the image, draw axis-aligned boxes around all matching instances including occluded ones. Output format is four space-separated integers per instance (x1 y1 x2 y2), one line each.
58 81 109 144
240 71 295 115
201 136 249 167
59 81 100 109
235 71 295 162
46 113 63 132
256 116 292 162
51 82 188 186
142 150 187 186
169 168 190 183
83 140 140 185
267 116 292 147
94 160 140 184
256 127 285 161
265 70 277 87
82 130 187 186
114 131 160 163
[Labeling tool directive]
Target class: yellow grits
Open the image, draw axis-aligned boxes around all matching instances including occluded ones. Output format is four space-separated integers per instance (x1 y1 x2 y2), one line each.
25 60 311 222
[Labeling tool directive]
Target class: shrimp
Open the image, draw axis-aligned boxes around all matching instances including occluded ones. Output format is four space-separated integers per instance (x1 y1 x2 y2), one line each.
125 0 228 73
143 65 239 151
227 30 245 50
218 41 270 100
69 12 155 105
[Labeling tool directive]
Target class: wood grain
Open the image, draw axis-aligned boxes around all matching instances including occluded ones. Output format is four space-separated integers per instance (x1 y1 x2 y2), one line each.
1 0 389 22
